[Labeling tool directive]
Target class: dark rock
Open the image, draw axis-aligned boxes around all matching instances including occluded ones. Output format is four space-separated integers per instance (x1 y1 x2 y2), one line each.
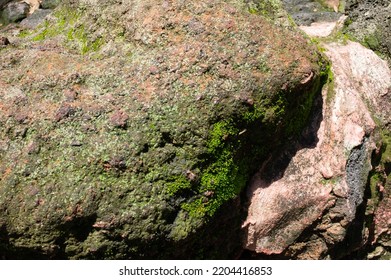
0 36 10 45
54 103 75 122
281 0 342 26
20 8 53 29
346 139 371 210
2 1 30 24
40 0 60 9
0 0 12 8
109 110 129 128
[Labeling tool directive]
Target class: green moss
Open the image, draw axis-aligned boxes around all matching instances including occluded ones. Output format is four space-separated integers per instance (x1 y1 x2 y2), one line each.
30 6 104 55
18 29 34 38
166 175 192 196
90 37 104 52
242 104 265 123
179 119 245 218
286 13 297 27
382 132 391 165
319 60 335 104
248 3 259 15
338 0 346 13
369 173 382 203
32 20 58 41
363 32 381 51
198 150 246 216
179 67 325 218
206 120 239 153
246 0 282 18
368 130 391 207
332 31 352 45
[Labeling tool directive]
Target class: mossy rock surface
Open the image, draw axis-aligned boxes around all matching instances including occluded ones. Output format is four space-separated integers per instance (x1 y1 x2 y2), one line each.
0 0 327 259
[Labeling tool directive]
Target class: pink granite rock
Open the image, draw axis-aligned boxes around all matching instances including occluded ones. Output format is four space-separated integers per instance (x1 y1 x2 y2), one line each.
243 41 391 258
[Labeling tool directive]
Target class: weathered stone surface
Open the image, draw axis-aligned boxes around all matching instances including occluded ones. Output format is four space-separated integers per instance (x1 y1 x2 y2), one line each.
243 175 333 254
1 1 30 23
20 8 52 29
41 0 59 9
0 0 325 259
0 0 12 8
326 42 391 127
2 0 388 260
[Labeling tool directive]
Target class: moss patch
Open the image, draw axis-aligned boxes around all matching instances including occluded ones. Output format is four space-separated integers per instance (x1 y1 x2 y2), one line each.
368 130 391 209
31 6 104 54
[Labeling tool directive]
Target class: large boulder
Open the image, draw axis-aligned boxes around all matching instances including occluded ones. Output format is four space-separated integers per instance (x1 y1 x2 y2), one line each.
0 0 326 259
